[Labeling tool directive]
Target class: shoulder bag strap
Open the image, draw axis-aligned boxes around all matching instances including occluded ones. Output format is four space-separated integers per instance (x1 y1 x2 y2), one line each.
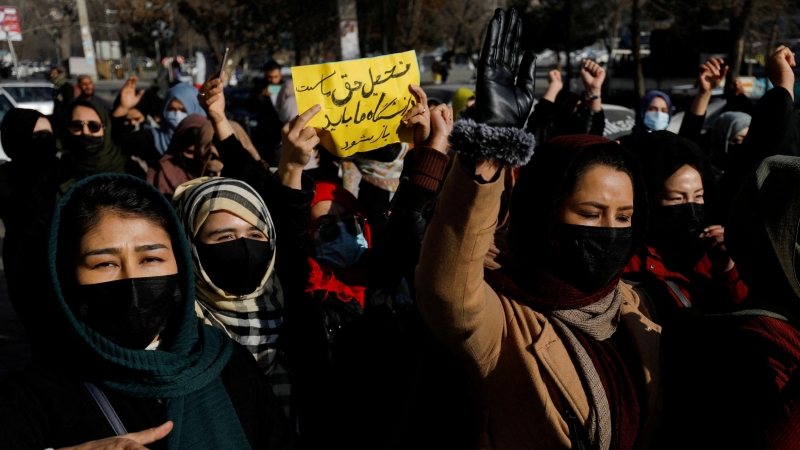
665 280 692 308
84 382 128 436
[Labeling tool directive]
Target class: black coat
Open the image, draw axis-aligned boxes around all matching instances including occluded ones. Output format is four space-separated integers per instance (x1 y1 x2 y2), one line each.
215 136 475 449
0 343 295 449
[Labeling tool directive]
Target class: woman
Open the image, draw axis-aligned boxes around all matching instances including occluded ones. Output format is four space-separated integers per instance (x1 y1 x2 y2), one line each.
0 108 64 358
708 111 751 177
147 113 208 195
660 155 800 449
196 64 457 448
620 131 747 324
0 174 294 449
173 176 291 415
192 120 261 178
633 90 672 133
112 77 206 168
416 9 660 449
60 99 128 183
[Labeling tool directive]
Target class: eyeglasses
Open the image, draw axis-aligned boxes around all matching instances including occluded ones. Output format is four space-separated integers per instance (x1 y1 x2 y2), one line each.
313 216 366 242
67 120 104 134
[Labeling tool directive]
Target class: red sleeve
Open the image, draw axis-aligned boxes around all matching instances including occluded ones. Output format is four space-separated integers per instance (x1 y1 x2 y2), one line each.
713 265 749 304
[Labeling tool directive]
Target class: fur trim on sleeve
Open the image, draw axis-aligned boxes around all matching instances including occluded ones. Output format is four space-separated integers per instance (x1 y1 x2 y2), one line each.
448 118 536 167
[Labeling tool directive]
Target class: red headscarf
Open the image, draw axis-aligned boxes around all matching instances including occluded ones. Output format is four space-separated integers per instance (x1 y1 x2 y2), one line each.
306 181 372 307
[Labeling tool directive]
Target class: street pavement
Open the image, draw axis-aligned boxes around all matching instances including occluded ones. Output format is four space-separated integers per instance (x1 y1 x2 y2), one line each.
0 221 32 379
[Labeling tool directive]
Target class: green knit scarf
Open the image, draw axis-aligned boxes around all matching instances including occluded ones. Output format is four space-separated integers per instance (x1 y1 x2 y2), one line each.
48 174 251 450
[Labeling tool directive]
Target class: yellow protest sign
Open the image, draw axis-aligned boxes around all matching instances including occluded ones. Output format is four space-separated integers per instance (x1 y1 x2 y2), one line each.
292 51 420 157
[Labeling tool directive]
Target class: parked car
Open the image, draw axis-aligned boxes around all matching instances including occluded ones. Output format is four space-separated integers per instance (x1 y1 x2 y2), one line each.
0 82 55 161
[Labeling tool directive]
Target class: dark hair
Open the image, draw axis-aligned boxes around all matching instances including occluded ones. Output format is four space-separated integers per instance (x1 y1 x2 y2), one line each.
77 75 92 83
557 144 635 205
58 177 175 276
263 61 281 73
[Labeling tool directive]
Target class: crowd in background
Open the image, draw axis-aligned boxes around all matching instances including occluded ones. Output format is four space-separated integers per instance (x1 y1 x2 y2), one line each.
0 6 800 450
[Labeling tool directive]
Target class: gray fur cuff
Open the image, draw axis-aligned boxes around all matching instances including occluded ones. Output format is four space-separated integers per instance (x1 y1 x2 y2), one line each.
448 118 536 167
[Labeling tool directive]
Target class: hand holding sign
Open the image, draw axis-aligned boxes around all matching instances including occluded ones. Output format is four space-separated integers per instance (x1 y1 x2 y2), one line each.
292 51 421 157
402 84 430 148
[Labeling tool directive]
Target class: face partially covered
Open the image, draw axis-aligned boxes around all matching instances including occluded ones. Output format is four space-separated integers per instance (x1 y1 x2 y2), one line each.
194 210 272 296
309 200 368 269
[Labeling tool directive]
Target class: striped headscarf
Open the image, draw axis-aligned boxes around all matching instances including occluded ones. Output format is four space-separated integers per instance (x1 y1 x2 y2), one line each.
173 177 291 413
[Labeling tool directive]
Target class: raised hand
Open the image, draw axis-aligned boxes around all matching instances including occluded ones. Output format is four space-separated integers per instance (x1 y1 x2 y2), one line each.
113 76 144 117
58 421 173 450
697 57 728 93
767 45 796 99
278 104 321 189
580 59 605 95
702 225 735 273
198 70 226 124
429 104 454 153
473 7 536 128
401 84 431 148
543 69 563 102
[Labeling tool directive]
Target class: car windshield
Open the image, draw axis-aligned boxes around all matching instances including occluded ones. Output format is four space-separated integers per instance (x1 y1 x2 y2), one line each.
3 86 52 103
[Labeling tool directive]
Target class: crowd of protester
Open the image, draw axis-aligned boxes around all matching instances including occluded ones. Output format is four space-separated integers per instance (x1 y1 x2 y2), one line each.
0 6 799 449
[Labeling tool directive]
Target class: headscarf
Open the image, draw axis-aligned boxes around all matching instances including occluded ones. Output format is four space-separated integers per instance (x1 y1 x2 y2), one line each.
173 177 284 364
307 180 372 307
709 111 751 172
173 177 290 410
147 114 208 195
496 134 648 310
60 99 127 179
0 108 49 161
488 135 648 450
48 174 249 449
727 155 800 315
192 121 259 177
618 130 713 208
633 90 672 133
152 83 206 155
451 87 476 120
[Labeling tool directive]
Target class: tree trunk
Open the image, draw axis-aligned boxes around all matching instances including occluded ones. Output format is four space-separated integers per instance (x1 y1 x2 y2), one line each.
631 0 645 98
725 0 754 87
767 13 779 57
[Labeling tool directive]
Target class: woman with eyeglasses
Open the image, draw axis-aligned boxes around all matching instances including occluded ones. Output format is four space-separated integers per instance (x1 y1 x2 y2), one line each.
195 69 456 448
60 100 128 181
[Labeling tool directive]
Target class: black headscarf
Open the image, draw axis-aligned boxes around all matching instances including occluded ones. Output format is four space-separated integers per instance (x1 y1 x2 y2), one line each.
727 155 800 315
59 100 126 179
496 134 648 309
1 108 53 162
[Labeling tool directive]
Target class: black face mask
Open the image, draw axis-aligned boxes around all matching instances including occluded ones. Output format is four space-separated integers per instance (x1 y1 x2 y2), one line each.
195 238 273 296
650 202 706 265
551 224 634 293
72 274 183 349
29 131 57 160
68 134 104 155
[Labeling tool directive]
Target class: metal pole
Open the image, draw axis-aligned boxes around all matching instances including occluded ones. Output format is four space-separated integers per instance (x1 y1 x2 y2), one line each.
6 34 19 80
76 0 98 81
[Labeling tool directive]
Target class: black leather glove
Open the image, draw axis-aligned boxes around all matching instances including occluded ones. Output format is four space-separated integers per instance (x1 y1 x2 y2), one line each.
472 8 536 129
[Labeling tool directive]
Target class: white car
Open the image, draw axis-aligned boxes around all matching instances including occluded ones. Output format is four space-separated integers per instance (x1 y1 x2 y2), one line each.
0 82 55 161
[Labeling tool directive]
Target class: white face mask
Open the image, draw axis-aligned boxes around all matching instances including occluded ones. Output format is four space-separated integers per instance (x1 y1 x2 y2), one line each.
164 110 188 128
644 111 670 131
